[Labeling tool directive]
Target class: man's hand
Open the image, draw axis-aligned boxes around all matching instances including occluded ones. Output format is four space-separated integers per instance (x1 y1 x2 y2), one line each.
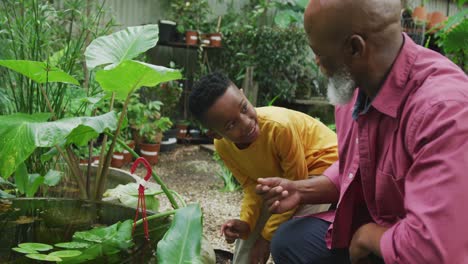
220 219 250 244
349 223 388 264
249 236 270 264
256 177 301 213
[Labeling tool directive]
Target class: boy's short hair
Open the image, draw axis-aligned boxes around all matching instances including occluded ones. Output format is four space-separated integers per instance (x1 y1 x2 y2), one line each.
189 72 233 121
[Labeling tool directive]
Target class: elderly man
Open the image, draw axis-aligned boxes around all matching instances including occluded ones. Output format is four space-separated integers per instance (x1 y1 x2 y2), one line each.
256 0 468 263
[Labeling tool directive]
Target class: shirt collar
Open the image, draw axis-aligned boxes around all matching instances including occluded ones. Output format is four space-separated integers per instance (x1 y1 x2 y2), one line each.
370 33 419 119
352 90 373 120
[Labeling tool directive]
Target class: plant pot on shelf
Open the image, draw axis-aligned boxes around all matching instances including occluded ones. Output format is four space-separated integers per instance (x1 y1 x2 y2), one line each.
200 33 211 46
111 151 125 168
158 20 177 43
139 142 161 165
176 124 188 139
185 30 198 45
412 6 427 24
427 11 446 31
189 128 201 139
209 32 222 47
161 128 178 152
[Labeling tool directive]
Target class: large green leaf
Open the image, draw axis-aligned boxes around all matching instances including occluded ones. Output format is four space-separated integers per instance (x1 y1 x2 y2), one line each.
85 24 159 70
95 60 182 100
66 220 134 263
295 0 309 9
103 183 162 212
442 18 468 54
0 60 79 85
14 163 28 195
0 112 118 178
157 204 203 264
44 170 63 186
25 174 45 197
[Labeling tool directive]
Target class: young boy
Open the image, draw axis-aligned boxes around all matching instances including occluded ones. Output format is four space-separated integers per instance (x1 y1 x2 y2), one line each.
189 72 338 264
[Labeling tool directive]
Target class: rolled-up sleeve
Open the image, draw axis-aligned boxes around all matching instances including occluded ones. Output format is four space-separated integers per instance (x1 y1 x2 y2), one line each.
323 161 340 192
380 101 468 263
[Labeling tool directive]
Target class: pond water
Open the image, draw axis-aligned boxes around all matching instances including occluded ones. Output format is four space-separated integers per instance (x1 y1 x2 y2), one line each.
0 198 170 263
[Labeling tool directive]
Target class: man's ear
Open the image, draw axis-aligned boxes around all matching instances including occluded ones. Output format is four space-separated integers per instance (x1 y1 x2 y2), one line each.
347 34 366 58
205 130 222 140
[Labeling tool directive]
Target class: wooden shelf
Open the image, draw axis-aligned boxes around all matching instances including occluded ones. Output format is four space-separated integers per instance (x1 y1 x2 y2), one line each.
157 41 222 50
292 97 330 106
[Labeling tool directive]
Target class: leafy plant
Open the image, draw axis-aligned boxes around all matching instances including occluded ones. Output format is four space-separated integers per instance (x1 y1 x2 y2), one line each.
0 19 207 264
273 0 309 28
212 26 320 105
168 0 211 33
155 81 183 118
435 8 468 72
213 152 240 192
140 117 173 144
0 24 182 202
0 0 114 117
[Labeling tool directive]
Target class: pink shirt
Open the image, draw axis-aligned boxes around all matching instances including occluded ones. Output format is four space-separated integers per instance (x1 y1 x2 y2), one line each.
321 34 468 263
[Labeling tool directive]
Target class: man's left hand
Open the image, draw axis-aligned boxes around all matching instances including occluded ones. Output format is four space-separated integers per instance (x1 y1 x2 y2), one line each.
249 236 270 264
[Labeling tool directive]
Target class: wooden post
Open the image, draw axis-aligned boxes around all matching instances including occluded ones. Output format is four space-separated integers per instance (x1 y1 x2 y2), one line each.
242 67 259 106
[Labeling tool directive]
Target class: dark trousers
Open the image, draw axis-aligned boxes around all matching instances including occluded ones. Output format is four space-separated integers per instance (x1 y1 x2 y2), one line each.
271 217 385 264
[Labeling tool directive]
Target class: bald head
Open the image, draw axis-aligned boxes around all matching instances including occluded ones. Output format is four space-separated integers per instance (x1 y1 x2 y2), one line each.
304 0 402 48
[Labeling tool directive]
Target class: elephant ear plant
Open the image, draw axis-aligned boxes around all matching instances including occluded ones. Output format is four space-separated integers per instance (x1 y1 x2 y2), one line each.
0 24 207 263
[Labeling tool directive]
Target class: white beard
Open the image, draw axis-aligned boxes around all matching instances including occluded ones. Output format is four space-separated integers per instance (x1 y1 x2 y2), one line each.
325 67 356 106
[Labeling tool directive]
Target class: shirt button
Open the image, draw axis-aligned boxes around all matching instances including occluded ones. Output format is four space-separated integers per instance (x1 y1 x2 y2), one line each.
355 138 359 144
348 173 354 179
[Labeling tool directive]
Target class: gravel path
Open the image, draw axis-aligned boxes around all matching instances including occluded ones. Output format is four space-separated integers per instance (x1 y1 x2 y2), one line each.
132 145 275 263
156 145 241 254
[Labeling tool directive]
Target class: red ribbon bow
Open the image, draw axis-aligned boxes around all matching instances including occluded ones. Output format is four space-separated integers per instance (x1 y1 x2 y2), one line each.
130 157 153 241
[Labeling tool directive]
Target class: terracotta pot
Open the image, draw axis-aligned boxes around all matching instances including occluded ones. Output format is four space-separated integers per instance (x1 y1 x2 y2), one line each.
176 124 188 139
412 6 427 24
210 33 222 47
185 30 198 46
111 152 125 168
428 11 446 31
123 140 135 164
139 143 161 165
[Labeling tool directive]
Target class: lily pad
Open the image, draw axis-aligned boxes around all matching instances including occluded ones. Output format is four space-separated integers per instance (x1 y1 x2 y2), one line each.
25 253 62 262
19 242 53 252
54 242 90 249
12 247 38 254
49 250 82 258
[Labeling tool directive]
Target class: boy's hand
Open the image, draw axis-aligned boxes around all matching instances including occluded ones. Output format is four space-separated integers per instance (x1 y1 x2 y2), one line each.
256 177 301 214
220 219 250 244
250 236 270 264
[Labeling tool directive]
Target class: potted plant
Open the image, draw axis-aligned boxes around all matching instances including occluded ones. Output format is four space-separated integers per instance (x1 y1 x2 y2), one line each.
169 0 211 45
139 117 173 164
110 141 125 168
161 127 178 152
176 120 190 139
